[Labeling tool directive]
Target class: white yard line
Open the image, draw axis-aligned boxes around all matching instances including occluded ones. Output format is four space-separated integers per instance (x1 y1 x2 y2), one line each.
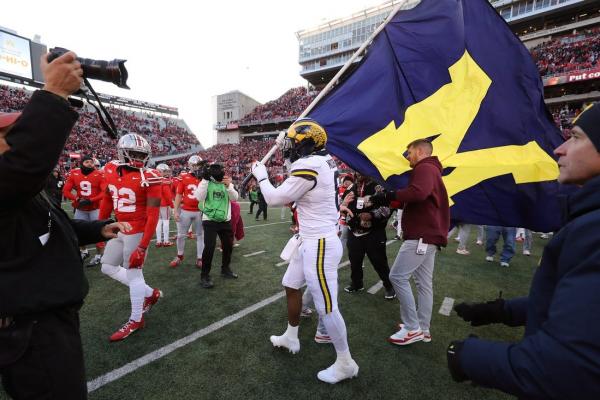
87 291 286 393
243 250 266 257
275 260 289 267
367 281 384 294
438 297 455 316
86 244 390 392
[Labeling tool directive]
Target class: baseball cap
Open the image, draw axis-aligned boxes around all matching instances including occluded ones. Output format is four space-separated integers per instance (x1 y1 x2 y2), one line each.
0 112 21 129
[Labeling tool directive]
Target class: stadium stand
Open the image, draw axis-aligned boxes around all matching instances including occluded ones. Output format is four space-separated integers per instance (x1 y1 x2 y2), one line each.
239 87 318 124
0 84 200 175
531 27 600 77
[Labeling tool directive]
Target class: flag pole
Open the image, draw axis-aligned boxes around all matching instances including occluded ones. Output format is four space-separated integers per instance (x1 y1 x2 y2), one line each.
241 0 413 189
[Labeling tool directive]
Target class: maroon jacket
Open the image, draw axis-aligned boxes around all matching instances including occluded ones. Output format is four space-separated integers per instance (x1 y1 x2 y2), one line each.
391 156 449 247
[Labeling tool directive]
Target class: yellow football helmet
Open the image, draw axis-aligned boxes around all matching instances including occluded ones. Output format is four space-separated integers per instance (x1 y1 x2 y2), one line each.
284 118 327 162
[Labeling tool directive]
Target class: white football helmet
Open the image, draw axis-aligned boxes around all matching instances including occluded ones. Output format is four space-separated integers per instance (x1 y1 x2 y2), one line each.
117 133 151 169
93 158 101 169
188 155 204 172
156 163 171 177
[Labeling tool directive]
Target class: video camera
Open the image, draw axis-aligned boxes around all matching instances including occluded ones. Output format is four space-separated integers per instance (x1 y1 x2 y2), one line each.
202 163 225 182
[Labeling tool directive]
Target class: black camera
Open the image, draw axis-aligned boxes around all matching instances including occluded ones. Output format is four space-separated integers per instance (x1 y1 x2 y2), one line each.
47 47 129 89
203 163 225 182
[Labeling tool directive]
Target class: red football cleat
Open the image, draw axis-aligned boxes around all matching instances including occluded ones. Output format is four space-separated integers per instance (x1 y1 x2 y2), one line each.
169 256 183 268
143 288 163 313
109 318 145 342
163 241 174 247
155 242 163 248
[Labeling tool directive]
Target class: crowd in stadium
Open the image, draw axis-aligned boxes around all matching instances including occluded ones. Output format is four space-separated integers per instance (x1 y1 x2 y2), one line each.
0 84 199 175
532 27 600 77
239 87 318 124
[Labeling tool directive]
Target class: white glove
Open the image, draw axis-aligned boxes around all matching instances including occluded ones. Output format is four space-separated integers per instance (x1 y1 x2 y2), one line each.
251 161 268 182
275 131 286 149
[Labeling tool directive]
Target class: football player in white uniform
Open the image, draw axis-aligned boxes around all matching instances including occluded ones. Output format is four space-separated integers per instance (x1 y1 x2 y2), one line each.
251 118 359 384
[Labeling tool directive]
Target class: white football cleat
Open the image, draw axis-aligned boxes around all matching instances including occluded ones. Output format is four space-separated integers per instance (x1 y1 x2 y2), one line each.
270 334 300 354
317 359 359 384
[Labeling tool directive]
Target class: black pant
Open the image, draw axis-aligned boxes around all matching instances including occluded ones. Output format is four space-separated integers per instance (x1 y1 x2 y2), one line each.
255 201 267 220
0 307 87 400
201 220 233 278
249 200 257 214
347 228 392 289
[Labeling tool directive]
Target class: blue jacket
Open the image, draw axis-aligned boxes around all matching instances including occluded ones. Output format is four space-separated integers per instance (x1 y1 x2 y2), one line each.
460 175 600 399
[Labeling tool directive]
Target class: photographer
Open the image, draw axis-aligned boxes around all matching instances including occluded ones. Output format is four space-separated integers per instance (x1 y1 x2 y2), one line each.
0 52 129 399
194 163 239 289
340 173 395 300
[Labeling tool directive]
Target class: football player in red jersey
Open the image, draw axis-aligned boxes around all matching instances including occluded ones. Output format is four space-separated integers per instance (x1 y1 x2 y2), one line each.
63 154 105 262
99 133 163 342
155 163 174 247
170 155 205 268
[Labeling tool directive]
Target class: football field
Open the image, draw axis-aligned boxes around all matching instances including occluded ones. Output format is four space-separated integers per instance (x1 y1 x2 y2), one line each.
2 203 543 400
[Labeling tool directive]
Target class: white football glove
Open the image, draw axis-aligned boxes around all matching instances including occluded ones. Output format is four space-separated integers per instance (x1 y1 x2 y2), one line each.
275 131 286 149
251 161 268 182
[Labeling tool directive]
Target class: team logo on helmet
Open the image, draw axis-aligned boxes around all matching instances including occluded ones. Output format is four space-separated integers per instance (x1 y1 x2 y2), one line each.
286 118 327 149
117 133 151 169
188 155 204 171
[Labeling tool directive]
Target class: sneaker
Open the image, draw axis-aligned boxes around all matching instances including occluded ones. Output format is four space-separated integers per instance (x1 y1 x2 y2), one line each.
476 240 483 245
221 269 238 279
397 323 431 342
200 276 214 289
233 243 240 247
317 359 359 384
387 327 424 346
384 287 396 300
143 288 163 313
195 259 203 269
300 307 313 318
109 318 145 342
86 254 102 268
314 331 332 344
169 255 183 268
454 237 460 242
485 256 494 262
500 262 510 268
523 250 531 256
456 249 470 255
344 285 364 293
270 334 300 354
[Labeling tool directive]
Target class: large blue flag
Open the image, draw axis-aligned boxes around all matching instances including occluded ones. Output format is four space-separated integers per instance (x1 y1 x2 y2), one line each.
308 0 565 232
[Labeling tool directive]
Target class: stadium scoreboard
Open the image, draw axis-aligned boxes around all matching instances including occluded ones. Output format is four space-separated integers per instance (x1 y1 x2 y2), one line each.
0 28 46 84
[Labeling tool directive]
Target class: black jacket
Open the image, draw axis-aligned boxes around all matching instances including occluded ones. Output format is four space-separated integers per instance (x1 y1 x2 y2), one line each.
0 90 107 317
342 180 391 235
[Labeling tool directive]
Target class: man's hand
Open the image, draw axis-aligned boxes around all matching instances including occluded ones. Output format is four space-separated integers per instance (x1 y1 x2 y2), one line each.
342 191 355 207
222 176 232 187
339 205 354 217
275 131 287 148
129 246 146 269
454 298 507 326
41 51 83 99
251 161 268 182
101 222 132 239
447 340 469 382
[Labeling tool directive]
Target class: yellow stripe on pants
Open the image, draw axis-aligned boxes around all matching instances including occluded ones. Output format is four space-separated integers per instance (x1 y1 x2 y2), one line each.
316 238 332 313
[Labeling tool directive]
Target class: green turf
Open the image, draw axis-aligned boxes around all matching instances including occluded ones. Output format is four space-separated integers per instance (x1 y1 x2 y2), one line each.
1 206 545 399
